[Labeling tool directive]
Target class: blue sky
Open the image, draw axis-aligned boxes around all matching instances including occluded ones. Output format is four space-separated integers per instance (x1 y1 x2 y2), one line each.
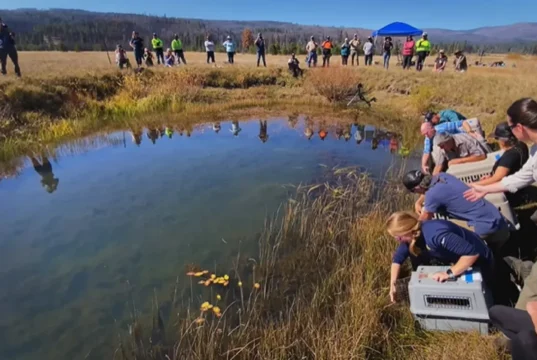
3 0 537 30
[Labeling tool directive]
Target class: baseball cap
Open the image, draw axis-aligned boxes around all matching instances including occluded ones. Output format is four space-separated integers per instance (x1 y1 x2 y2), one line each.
433 133 453 147
488 122 515 140
403 170 425 191
423 32 428 36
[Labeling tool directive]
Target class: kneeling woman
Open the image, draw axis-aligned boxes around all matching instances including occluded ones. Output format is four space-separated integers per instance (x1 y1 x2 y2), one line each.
387 211 494 303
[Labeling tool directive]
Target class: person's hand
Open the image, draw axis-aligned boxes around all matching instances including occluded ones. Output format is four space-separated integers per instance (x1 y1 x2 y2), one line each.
422 165 430 174
389 283 397 303
480 174 491 181
464 186 487 202
432 272 450 282
414 200 423 215
448 158 462 166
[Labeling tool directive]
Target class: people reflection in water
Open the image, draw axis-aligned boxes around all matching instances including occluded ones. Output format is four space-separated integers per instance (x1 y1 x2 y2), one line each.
165 127 174 139
213 122 221 134
389 134 399 154
304 117 314 140
259 120 269 143
354 124 365 145
230 121 242 136
318 128 328 141
159 127 166 138
343 124 352 142
372 136 380 150
335 126 344 140
288 115 299 129
30 156 59 193
147 128 159 144
131 129 143 146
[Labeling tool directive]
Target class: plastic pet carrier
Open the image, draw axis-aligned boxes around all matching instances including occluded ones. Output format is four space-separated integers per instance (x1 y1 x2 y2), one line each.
409 266 493 335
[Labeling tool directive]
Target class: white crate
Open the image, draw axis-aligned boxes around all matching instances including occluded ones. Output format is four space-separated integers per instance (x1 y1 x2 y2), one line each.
446 151 503 184
409 266 493 335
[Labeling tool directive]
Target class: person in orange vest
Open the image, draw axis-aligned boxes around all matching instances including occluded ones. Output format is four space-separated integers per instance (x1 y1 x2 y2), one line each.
321 36 334 67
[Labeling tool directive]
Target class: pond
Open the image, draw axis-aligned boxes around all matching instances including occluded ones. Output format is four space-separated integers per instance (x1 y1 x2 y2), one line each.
0 117 411 360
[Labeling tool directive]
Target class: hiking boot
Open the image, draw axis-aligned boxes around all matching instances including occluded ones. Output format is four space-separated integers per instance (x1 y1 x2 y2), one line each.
493 335 512 354
504 256 534 284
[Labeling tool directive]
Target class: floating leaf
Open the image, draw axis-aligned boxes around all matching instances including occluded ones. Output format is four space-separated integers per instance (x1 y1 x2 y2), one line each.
186 271 196 276
194 272 205 277
198 280 205 285
195 318 205 324
213 306 221 317
254 283 261 290
223 275 229 281
223 281 229 286
238 281 243 287
210 274 216 280
204 279 212 286
216 294 222 301
200 302 212 312
202 270 209 274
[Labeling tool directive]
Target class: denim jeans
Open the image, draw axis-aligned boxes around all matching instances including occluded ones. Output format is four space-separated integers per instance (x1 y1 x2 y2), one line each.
307 51 317 67
383 52 391 69
257 51 266 67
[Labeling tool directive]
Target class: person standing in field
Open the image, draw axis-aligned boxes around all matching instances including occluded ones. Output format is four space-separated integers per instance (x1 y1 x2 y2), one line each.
143 48 154 67
255 33 266 67
306 36 318 67
433 49 448 72
402 36 415 70
415 32 431 71
0 17 21 77
129 31 144 68
454 50 468 72
151 33 164 65
115 45 131 69
383 36 393 69
363 37 374 66
349 34 361 66
321 36 333 67
164 48 175 67
171 34 187 65
341 38 350 66
223 36 236 64
204 35 215 64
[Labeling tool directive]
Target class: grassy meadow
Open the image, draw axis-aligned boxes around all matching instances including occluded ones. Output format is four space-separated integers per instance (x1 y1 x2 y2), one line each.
2 51 537 359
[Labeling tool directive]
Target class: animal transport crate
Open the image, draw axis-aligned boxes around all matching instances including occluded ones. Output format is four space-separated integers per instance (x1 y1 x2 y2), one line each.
409 266 493 335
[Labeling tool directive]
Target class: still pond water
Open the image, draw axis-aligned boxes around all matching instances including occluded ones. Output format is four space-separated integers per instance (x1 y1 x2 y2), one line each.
0 117 408 360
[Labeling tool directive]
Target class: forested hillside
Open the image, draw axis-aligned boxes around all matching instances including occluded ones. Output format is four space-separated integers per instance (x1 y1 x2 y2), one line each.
2 8 537 54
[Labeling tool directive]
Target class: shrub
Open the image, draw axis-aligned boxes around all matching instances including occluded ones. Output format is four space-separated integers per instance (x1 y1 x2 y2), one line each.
307 68 361 103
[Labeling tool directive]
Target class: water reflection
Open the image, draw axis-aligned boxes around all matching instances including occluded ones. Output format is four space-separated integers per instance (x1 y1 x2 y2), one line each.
259 120 269 143
231 120 242 136
30 155 59 193
213 122 221 134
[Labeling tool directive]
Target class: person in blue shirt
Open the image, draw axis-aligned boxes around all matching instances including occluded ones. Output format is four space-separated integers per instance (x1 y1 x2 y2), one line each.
420 116 489 173
424 109 466 125
340 38 350 66
223 36 236 64
402 170 510 253
129 31 145 67
386 211 494 303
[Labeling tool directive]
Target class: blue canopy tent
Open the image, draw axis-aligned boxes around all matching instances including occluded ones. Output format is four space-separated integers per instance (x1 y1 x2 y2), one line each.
371 22 423 37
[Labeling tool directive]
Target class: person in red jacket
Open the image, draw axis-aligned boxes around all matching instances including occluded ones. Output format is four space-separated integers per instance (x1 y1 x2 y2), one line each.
402 36 415 70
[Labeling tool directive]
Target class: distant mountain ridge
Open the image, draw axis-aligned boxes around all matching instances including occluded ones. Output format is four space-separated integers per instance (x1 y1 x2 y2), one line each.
1 8 536 52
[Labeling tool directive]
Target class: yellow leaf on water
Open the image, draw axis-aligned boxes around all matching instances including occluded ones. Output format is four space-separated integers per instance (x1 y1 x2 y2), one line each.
238 281 243 287
202 270 209 274
213 306 221 316
194 272 205 277
223 275 229 281
254 283 261 289
186 271 196 276
223 281 229 286
195 318 205 324
198 280 205 285
204 279 212 286
216 294 222 301
210 274 216 280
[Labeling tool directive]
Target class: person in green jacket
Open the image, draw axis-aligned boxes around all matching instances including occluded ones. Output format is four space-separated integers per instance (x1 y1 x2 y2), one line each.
415 32 431 71
152 33 164 65
171 34 187 65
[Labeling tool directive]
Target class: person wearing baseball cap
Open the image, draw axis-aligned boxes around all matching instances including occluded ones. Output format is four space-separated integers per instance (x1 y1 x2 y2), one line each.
433 49 448 72
472 122 529 198
151 33 164 65
415 32 431 71
402 168 510 254
429 132 489 174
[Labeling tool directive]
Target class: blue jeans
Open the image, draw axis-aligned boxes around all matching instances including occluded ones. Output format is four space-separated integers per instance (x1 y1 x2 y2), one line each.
257 51 266 67
383 52 391 69
307 51 317 67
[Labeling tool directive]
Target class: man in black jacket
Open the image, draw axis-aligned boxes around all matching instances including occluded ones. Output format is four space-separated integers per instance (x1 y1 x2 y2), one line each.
0 17 21 77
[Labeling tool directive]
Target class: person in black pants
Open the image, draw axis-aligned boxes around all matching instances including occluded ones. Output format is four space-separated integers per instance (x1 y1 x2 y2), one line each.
0 18 21 77
489 304 537 359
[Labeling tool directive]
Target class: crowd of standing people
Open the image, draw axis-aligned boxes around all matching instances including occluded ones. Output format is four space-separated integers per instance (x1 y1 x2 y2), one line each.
388 98 537 360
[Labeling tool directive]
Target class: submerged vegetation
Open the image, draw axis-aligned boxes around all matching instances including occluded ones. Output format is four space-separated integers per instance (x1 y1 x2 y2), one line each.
115 168 504 360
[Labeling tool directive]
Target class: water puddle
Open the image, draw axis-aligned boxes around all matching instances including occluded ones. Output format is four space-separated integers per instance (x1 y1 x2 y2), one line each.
0 117 413 359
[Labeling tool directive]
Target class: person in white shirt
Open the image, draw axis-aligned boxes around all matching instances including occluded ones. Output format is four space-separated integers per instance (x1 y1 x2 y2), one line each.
464 98 537 207
363 37 374 66
204 36 216 64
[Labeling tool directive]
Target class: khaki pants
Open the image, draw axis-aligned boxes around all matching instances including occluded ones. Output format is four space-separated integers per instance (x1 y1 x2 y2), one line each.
516 261 537 310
